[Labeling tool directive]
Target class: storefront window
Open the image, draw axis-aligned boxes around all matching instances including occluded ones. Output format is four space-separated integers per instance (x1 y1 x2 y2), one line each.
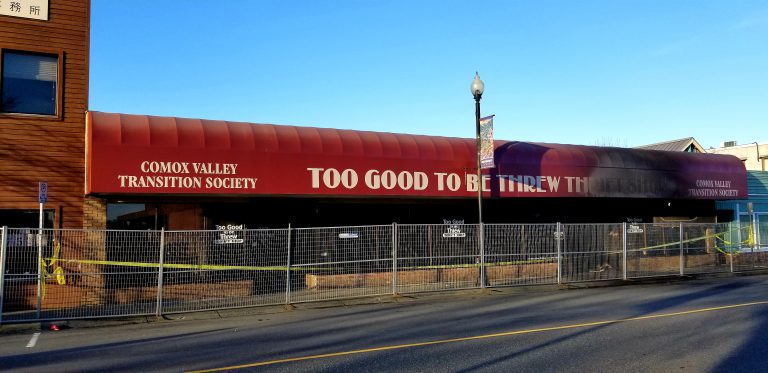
0 209 53 228
1 50 58 115
107 203 159 230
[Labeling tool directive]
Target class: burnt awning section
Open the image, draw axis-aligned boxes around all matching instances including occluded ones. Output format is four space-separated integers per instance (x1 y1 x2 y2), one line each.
492 142 747 199
86 111 747 199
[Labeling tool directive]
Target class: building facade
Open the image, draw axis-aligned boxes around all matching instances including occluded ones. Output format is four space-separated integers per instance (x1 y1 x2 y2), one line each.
708 142 768 172
0 0 90 228
717 171 768 244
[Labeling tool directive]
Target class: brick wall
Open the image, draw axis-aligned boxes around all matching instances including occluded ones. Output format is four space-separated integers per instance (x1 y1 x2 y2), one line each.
83 196 106 229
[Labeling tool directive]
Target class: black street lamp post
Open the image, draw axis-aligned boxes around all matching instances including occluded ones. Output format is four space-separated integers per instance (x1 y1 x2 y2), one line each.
470 72 486 288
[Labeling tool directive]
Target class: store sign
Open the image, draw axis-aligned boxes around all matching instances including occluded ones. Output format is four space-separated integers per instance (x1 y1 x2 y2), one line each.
115 161 258 192
0 0 49 21
688 179 740 198
89 152 747 200
213 224 245 244
86 112 748 200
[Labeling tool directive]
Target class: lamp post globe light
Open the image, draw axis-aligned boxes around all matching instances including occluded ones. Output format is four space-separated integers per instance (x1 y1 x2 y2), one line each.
471 72 485 99
470 72 486 288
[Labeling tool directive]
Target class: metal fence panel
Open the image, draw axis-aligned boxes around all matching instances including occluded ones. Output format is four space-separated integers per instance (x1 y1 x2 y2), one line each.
396 224 480 293
724 221 747 271
681 223 731 275
484 224 558 286
730 221 768 272
561 224 623 282
2 229 160 323
2 228 40 322
291 225 392 303
161 229 289 313
627 223 681 278
757 216 768 270
625 223 681 278
3 221 768 324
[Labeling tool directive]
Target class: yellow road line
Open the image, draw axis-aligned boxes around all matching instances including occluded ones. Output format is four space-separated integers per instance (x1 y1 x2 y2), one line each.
186 300 768 373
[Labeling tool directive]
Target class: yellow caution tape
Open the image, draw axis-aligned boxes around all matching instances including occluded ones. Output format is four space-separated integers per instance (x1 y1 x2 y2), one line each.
49 258 325 272
39 259 47 299
50 241 61 268
43 257 553 273
54 267 66 285
630 226 754 254
37 240 66 298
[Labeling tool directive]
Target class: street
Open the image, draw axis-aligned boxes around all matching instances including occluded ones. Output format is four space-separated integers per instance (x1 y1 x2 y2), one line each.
2 275 768 372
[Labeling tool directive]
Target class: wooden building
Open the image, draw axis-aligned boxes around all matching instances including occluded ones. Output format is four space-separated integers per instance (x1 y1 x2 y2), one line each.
0 0 90 228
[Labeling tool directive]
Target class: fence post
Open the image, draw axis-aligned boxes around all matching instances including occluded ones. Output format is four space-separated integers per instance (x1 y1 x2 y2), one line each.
730 235 735 274
480 223 486 288
622 222 627 281
679 222 684 277
36 228 43 320
392 223 397 295
155 228 165 317
286 224 292 305
753 213 759 251
556 222 562 285
757 214 763 251
736 209 743 251
0 226 8 325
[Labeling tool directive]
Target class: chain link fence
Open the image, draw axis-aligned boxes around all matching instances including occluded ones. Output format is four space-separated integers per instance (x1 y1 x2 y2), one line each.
1 221 767 324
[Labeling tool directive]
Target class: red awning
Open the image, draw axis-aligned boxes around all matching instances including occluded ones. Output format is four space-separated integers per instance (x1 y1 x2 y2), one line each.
86 111 747 199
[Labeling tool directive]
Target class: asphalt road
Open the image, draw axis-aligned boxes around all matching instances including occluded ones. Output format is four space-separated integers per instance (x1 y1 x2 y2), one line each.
2 275 768 372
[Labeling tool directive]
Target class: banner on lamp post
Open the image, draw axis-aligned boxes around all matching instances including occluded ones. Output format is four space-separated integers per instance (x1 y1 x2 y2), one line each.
480 115 495 169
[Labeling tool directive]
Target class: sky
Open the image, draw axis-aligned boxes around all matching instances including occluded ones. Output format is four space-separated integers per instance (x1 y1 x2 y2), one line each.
89 0 768 149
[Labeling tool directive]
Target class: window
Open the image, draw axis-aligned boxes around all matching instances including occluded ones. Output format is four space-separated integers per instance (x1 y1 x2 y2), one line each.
0 208 54 228
107 203 162 230
1 50 58 116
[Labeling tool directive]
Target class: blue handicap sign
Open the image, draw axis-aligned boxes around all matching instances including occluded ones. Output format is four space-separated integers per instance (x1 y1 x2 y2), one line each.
39 182 48 203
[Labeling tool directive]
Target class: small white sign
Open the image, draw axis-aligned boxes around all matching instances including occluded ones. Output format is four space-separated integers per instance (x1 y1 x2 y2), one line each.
628 224 644 234
214 224 245 244
0 0 49 21
338 233 359 239
442 226 466 238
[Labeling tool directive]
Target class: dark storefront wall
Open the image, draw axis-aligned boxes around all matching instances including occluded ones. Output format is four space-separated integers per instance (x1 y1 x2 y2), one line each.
106 196 719 230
